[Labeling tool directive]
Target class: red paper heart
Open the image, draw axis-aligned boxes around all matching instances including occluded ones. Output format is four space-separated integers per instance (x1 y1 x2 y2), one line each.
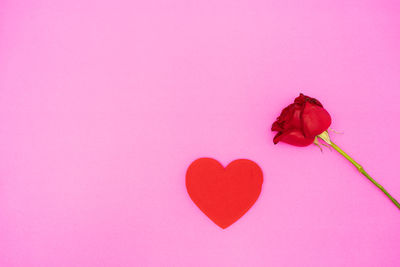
186 158 263 229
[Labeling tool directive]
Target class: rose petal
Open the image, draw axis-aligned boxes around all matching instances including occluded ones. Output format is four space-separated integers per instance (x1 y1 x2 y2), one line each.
294 93 307 105
287 104 302 130
272 103 303 132
273 129 314 147
295 93 323 107
302 102 331 137
271 104 294 131
271 121 282 131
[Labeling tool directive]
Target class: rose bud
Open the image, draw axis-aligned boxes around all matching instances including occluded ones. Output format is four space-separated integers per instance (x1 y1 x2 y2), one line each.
272 93 331 146
271 93 400 211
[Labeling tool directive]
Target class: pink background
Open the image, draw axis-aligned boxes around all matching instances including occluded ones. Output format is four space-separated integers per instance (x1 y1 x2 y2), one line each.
1 0 400 266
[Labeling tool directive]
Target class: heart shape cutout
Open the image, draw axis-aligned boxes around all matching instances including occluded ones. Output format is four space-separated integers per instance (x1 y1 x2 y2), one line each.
186 158 263 229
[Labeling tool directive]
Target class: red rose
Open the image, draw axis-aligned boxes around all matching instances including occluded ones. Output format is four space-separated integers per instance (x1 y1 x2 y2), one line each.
271 94 400 211
272 93 332 146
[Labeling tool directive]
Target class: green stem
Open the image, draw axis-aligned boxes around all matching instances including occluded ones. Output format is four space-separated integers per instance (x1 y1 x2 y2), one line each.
329 141 400 210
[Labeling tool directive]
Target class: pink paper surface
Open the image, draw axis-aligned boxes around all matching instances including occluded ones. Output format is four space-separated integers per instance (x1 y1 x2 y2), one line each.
1 0 400 266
